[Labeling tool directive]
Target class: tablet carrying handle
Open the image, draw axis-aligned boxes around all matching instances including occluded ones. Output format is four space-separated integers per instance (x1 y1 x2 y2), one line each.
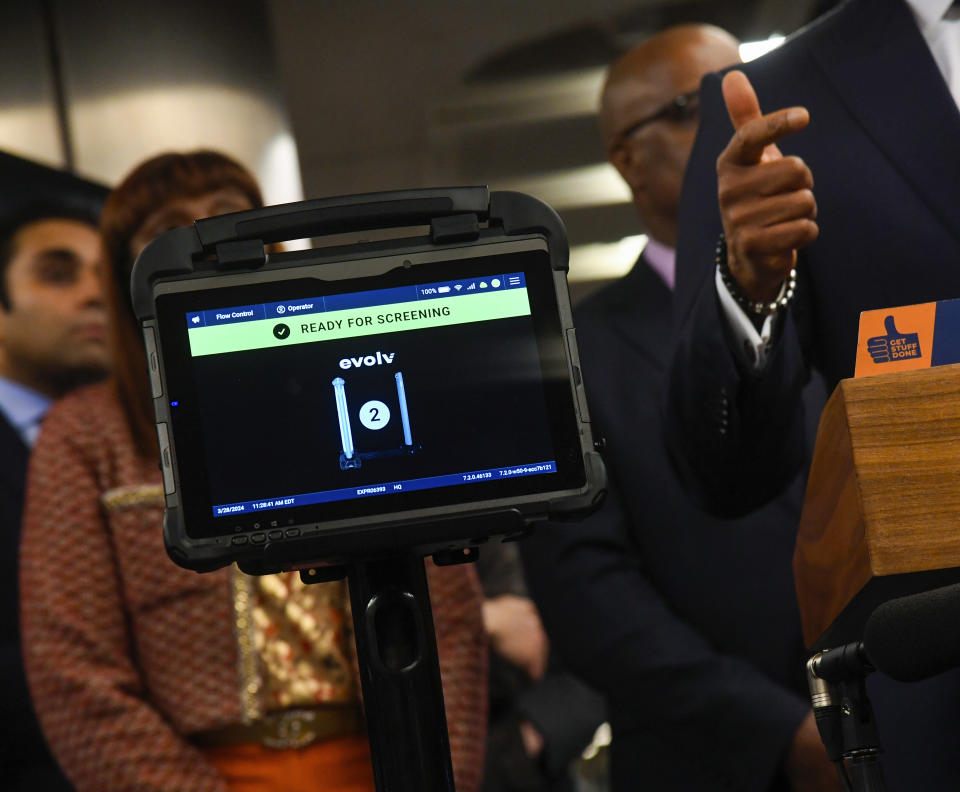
130 186 569 323
195 186 492 247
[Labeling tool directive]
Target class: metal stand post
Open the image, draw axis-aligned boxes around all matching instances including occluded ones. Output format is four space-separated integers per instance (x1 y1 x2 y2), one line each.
303 554 457 792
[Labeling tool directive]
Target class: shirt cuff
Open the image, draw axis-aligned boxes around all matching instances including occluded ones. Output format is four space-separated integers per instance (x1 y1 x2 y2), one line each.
715 266 779 371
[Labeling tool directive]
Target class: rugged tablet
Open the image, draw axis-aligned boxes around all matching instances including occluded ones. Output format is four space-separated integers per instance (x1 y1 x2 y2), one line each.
131 188 604 573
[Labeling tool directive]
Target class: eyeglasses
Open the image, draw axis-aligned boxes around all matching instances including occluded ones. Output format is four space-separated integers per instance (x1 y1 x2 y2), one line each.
616 89 701 143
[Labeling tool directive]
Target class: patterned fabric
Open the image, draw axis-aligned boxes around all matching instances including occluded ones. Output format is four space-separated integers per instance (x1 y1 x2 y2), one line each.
20 382 488 792
252 574 355 710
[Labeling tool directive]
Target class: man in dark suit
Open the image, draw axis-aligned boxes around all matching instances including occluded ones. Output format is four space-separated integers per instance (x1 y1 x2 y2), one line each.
0 201 108 790
670 0 960 512
668 0 960 787
522 26 838 791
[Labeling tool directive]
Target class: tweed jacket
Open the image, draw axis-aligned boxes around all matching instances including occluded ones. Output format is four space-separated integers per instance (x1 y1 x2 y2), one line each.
20 383 487 792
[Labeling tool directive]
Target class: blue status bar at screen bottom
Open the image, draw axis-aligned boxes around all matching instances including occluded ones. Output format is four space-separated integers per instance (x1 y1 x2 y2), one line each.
212 460 558 517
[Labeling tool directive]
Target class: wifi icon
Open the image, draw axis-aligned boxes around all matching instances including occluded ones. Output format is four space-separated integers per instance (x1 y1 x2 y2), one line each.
454 284 463 291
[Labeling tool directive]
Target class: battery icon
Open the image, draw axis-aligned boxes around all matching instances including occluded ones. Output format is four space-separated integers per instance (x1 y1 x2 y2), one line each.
438 286 451 293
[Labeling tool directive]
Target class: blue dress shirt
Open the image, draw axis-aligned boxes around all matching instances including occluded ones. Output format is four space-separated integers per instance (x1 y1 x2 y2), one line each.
0 376 52 448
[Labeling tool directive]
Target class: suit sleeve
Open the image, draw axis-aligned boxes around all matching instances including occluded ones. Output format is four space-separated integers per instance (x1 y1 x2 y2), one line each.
19 406 228 792
521 480 809 792
668 70 810 516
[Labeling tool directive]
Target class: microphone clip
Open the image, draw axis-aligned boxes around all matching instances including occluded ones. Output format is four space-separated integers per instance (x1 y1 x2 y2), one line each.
807 644 887 791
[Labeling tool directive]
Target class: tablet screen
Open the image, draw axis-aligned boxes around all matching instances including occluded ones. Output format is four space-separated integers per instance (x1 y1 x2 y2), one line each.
156 244 584 539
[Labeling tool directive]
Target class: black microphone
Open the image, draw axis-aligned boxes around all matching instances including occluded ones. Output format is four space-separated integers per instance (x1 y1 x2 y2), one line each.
863 582 960 683
811 642 873 683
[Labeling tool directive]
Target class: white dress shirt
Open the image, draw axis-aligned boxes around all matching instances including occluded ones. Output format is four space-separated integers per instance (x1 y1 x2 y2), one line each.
717 0 960 370
910 0 960 108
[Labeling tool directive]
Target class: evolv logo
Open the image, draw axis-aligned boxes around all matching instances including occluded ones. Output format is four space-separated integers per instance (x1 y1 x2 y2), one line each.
339 351 396 369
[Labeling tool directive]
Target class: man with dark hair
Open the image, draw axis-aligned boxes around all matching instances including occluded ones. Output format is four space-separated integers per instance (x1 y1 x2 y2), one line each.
0 199 108 790
522 25 837 791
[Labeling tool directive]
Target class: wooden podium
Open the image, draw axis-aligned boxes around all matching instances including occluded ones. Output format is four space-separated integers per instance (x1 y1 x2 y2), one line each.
794 363 960 650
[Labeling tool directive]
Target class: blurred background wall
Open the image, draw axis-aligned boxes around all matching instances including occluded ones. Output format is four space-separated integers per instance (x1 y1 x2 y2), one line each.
0 0 837 295
0 0 301 206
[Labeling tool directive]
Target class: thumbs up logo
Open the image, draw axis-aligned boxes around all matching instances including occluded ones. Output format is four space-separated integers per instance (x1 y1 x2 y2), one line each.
855 302 935 378
867 316 922 363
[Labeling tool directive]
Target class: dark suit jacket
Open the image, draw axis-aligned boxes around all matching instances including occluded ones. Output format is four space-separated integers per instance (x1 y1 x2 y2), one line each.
670 0 960 787
522 257 813 792
671 0 960 514
0 410 72 790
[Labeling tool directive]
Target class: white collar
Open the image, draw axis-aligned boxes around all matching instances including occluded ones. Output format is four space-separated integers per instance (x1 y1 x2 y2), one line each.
907 0 955 31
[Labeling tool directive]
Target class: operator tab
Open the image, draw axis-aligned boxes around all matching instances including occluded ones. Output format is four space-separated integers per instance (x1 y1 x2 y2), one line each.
264 298 325 318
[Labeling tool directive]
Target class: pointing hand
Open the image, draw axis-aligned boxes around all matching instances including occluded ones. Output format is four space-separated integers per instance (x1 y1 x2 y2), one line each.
716 71 819 303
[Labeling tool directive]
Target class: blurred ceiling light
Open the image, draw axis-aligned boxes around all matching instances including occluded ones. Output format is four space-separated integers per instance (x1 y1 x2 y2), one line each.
569 234 647 282
432 68 606 127
739 35 786 62
258 129 309 249
495 163 631 211
0 104 66 169
259 130 303 205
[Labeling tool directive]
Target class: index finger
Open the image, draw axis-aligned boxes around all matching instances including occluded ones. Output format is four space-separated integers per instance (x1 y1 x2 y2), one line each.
724 107 810 165
721 70 810 164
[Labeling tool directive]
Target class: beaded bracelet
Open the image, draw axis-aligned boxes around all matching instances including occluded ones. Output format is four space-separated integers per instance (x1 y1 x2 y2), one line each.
715 233 796 317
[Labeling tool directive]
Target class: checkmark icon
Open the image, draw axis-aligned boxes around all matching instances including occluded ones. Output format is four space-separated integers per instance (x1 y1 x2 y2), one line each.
273 323 290 339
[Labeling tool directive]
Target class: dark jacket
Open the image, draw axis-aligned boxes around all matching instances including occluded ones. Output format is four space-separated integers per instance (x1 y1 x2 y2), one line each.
669 0 960 787
0 409 73 790
671 0 960 515
523 257 812 791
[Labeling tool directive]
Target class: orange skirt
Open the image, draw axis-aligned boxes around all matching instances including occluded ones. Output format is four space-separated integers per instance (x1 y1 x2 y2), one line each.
202 734 376 792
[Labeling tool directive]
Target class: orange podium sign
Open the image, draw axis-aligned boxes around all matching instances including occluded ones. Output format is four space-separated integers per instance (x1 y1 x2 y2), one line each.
854 297 960 377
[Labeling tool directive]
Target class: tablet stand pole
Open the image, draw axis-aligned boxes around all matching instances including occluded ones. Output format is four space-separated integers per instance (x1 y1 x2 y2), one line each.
838 676 886 792
303 552 460 792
